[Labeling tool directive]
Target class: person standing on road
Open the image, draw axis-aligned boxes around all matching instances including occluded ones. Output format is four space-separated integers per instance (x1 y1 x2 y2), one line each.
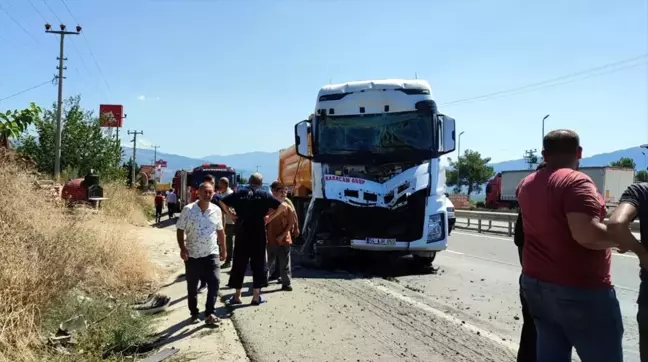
266 182 296 291
220 173 287 305
166 188 178 218
513 161 545 362
517 129 624 362
154 191 165 223
218 177 236 269
175 182 227 325
607 182 648 360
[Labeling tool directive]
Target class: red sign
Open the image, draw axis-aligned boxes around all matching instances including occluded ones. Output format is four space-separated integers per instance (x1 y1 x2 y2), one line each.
140 165 155 178
155 160 168 168
99 104 123 128
324 175 366 184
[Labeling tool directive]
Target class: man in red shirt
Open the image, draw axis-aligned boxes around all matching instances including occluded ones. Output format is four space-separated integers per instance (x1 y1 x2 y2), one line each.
517 129 624 362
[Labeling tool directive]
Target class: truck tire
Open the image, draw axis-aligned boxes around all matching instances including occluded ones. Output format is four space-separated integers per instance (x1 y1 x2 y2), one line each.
412 253 436 270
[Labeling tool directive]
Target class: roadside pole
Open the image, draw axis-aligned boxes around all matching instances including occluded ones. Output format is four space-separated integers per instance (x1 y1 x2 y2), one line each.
46 24 81 181
128 130 144 187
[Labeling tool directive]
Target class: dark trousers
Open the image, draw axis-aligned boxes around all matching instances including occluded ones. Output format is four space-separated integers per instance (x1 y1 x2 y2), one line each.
521 274 623 362
225 224 236 263
155 205 163 221
168 203 177 218
267 244 291 287
185 254 220 316
638 278 648 361
228 228 267 289
516 247 536 362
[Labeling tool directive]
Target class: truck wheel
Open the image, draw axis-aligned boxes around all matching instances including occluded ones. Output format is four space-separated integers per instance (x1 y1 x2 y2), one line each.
412 253 436 270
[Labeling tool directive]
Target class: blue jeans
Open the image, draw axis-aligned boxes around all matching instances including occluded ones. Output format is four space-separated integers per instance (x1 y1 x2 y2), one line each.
520 274 624 362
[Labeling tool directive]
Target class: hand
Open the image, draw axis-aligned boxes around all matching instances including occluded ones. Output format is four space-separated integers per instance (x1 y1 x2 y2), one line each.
180 247 189 261
231 214 238 222
220 251 227 262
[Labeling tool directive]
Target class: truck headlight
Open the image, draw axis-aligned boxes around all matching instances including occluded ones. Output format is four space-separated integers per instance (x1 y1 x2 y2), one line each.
426 213 444 243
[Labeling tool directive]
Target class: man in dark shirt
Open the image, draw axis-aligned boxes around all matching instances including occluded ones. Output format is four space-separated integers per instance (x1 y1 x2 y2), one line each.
517 130 624 362
514 162 545 362
220 173 287 305
608 182 648 360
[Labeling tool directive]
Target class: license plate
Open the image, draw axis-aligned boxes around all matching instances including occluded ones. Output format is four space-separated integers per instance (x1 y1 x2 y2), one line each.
366 238 396 245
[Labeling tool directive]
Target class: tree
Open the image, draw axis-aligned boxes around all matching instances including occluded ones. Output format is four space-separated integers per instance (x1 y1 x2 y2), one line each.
0 103 41 148
637 170 648 183
17 96 124 180
610 157 636 169
446 149 495 195
237 175 249 184
122 159 140 187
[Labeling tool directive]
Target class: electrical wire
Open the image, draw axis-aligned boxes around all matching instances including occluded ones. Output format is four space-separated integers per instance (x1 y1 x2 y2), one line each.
42 0 62 24
440 54 648 107
0 77 56 103
27 0 48 23
0 4 39 43
59 0 113 96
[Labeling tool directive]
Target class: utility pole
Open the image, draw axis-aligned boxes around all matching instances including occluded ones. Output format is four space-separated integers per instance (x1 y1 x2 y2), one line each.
256 165 260 172
523 149 538 170
46 23 81 181
152 145 160 182
128 130 144 187
457 131 465 192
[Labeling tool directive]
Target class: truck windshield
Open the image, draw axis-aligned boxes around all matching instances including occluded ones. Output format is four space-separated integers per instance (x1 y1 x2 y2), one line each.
191 170 237 189
317 111 434 155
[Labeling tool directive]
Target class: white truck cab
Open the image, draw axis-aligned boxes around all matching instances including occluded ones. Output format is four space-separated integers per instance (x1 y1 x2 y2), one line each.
294 79 457 267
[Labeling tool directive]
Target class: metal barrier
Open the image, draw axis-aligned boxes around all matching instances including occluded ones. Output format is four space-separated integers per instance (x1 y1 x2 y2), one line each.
455 210 640 237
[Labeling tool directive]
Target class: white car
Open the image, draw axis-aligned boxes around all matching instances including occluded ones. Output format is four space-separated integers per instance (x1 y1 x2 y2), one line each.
445 194 456 235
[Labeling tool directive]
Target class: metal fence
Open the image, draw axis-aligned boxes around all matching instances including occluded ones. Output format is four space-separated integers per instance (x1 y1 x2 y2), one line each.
455 210 640 237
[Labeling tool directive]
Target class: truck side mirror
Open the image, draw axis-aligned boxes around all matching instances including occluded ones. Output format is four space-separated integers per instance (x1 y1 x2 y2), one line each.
438 115 456 155
294 120 312 159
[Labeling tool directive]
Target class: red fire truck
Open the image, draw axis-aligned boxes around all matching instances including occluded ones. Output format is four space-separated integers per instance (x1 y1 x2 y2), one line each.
172 164 238 207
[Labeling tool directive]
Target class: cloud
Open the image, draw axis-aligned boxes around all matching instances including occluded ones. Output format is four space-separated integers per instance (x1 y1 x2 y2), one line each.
136 95 160 101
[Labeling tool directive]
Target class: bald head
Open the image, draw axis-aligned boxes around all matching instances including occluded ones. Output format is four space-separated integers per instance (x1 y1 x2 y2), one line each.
249 172 263 186
542 129 581 169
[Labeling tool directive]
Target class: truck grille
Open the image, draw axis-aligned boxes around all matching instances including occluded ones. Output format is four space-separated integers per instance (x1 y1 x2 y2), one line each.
325 189 426 242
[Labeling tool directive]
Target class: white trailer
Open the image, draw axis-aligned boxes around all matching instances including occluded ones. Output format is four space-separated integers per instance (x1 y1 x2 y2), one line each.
579 167 635 206
500 166 635 206
500 170 535 201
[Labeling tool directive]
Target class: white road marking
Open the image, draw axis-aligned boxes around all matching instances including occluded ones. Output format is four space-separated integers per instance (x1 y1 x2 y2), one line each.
446 250 464 255
452 231 638 259
365 280 519 353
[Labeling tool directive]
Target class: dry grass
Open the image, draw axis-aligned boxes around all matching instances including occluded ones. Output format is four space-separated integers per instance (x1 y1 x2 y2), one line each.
101 183 153 226
0 151 158 361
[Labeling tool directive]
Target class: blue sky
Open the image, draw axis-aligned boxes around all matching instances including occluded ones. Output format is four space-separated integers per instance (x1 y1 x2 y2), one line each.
1 0 646 162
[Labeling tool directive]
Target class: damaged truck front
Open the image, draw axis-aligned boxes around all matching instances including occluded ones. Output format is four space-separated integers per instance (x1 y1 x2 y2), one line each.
293 79 457 268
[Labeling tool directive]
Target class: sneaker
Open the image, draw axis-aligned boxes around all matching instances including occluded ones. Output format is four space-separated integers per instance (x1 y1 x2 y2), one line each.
281 285 293 292
221 261 231 269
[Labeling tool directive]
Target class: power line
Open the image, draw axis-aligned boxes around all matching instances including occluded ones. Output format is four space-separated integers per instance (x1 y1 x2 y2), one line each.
440 54 648 107
59 0 113 96
42 0 63 24
0 77 56 103
27 0 48 23
0 4 39 43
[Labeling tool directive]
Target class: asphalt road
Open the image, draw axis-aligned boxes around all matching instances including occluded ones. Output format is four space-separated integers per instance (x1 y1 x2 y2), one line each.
221 226 643 362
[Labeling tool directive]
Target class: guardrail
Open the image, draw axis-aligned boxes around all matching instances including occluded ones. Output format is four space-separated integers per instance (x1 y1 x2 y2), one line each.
455 210 640 237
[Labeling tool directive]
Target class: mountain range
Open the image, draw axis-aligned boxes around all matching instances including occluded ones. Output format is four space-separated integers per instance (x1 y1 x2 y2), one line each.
123 146 648 184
